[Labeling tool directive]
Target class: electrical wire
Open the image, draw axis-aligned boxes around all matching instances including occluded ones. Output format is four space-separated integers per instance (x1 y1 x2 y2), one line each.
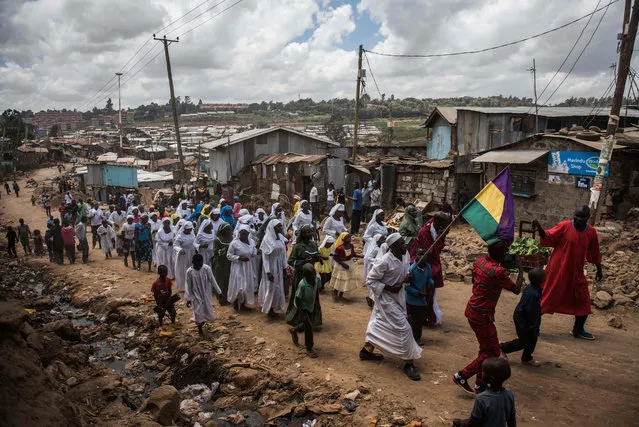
525 0 602 114
176 0 244 38
364 0 619 58
538 2 611 107
364 52 384 99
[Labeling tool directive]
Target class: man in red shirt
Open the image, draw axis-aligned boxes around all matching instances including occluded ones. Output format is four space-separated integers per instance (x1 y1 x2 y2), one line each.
533 205 602 340
152 265 177 329
453 240 523 394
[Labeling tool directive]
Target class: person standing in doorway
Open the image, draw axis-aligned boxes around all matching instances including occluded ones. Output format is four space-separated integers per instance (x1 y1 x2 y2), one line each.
350 183 363 234
326 183 335 214
370 181 382 213
309 184 319 216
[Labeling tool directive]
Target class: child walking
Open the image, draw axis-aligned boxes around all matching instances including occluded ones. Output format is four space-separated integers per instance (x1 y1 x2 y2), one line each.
6 226 18 258
500 268 545 367
151 265 178 329
288 263 321 358
315 235 335 290
327 232 358 300
453 357 516 427
185 254 222 336
452 240 523 395
33 230 45 257
405 248 434 345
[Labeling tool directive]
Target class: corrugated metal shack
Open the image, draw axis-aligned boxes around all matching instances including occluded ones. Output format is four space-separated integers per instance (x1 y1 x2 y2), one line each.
471 134 638 224
243 153 344 208
203 126 340 184
15 144 50 169
82 164 139 202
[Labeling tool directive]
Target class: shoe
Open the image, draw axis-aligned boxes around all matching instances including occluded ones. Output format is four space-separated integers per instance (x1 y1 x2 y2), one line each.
522 359 542 367
307 349 318 359
570 330 595 340
474 382 487 394
452 372 474 394
403 364 421 381
359 348 384 361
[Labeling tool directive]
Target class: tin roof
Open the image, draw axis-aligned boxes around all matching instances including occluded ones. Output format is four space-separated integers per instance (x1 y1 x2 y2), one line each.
201 126 339 150
456 106 639 118
253 153 328 165
421 107 458 128
472 150 549 164
17 145 48 153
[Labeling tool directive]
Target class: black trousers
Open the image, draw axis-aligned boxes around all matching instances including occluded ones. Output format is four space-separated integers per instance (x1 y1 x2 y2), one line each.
7 243 17 257
91 225 101 248
294 310 314 350
406 304 426 342
501 325 538 361
573 315 588 335
156 303 177 325
78 239 89 263
64 244 76 264
350 209 362 234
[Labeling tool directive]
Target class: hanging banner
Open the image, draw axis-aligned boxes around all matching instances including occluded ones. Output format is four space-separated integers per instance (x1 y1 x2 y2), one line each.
547 151 609 177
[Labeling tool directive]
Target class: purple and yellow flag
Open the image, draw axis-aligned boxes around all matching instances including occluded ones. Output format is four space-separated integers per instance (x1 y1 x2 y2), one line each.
460 167 514 245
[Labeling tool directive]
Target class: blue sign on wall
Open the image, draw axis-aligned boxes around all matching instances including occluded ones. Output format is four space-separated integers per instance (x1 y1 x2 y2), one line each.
547 151 609 177
576 177 591 189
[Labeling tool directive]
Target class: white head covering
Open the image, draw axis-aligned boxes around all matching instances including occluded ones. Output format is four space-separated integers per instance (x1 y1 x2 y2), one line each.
364 234 384 259
260 219 287 255
386 232 403 247
239 208 250 216
197 218 213 236
319 234 336 249
236 223 251 237
212 208 221 215
364 208 386 237
329 203 345 217
270 202 280 216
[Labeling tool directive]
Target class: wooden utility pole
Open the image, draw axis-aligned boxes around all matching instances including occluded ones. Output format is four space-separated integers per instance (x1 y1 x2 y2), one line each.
351 44 364 162
154 34 186 183
590 0 638 223
530 59 539 133
116 72 123 151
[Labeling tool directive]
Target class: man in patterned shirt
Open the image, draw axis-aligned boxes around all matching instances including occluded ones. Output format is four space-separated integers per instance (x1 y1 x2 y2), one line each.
452 240 523 394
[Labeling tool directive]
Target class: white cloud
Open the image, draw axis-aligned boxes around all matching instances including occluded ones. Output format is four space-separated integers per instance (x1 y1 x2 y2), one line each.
0 0 634 111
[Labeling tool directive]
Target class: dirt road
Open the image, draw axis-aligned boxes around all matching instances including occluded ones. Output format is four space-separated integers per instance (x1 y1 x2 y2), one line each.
2 167 638 426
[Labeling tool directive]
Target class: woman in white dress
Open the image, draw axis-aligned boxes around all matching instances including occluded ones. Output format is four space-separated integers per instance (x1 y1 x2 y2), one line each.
322 203 347 239
363 233 386 307
292 200 313 241
97 219 116 258
227 224 257 311
155 217 176 279
194 219 215 267
173 222 196 292
258 219 288 317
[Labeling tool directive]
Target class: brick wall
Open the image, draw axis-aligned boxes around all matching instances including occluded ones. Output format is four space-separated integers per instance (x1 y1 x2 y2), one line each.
395 166 455 205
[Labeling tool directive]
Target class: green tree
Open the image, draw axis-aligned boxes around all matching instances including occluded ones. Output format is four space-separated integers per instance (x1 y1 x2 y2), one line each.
49 124 61 137
325 114 347 145
106 98 114 112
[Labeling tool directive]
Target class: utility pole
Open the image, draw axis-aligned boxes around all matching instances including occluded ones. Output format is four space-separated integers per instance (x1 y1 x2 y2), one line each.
154 34 186 183
590 0 638 224
529 59 539 133
352 44 364 162
116 72 123 151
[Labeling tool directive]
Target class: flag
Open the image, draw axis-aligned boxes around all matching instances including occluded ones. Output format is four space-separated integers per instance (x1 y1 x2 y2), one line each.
460 167 514 245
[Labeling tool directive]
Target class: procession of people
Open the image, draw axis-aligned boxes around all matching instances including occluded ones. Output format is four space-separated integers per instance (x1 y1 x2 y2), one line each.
4 171 607 427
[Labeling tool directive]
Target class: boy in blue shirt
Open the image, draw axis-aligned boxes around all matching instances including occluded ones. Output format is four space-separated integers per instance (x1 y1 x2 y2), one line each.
406 248 434 344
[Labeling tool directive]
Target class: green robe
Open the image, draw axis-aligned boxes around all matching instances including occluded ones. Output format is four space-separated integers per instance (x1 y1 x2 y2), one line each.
399 213 420 250
286 276 322 328
285 240 321 326
212 236 231 305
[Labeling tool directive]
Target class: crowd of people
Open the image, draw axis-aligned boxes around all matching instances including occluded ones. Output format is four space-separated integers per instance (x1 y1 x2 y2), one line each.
4 172 605 426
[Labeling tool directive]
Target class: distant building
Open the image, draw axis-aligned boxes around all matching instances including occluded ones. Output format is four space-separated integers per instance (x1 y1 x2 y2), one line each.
199 103 249 112
28 111 83 132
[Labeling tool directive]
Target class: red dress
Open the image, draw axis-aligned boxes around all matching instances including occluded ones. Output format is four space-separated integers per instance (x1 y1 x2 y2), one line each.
540 221 601 316
410 218 445 288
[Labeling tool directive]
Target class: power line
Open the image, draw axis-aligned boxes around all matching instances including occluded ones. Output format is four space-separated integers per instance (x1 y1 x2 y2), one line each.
538 2 611 107
525 0 602 114
364 0 619 58
364 52 383 99
164 0 231 37
177 0 244 38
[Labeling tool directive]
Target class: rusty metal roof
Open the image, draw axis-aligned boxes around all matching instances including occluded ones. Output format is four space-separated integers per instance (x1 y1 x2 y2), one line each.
472 150 549 164
17 145 48 153
380 157 453 169
254 153 327 165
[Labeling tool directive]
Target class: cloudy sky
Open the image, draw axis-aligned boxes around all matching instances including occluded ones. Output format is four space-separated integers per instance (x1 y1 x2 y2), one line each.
0 0 634 111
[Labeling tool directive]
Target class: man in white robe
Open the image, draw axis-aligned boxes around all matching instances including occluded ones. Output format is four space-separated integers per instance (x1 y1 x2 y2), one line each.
360 233 423 381
185 253 222 335
97 219 116 258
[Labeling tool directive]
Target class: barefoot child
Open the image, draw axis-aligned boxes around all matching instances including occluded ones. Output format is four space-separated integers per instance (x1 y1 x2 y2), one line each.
185 253 222 335
327 232 358 300
500 268 545 367
289 263 321 358
152 265 178 329
453 357 516 427
33 230 45 257
406 248 433 345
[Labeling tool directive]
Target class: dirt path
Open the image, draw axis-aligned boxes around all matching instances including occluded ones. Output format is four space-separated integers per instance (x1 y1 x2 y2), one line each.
2 168 638 426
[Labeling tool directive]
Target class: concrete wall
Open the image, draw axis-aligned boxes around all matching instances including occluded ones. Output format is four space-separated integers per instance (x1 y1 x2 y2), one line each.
395 165 455 206
427 115 452 160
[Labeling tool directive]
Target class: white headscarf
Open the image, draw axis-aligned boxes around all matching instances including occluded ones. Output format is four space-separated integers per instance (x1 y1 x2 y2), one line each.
239 208 250 217
234 223 252 241
364 234 384 259
329 203 345 217
260 219 287 255
319 234 335 249
198 218 212 234
270 202 286 225
174 220 193 242
386 232 403 247
364 209 387 242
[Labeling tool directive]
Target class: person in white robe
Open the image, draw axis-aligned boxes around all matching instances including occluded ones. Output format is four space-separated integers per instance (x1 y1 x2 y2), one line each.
109 207 127 255
360 233 423 381
258 219 288 316
233 212 255 239
292 200 313 237
174 222 197 292
363 233 386 307
322 203 347 239
176 200 191 219
149 212 161 265
363 209 389 280
194 219 215 267
155 218 176 278
203 208 224 236
185 253 222 335
226 224 257 310
270 202 286 227
97 219 116 258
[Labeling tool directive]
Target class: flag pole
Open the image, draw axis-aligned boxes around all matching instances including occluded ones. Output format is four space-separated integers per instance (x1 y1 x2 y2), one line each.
411 213 461 270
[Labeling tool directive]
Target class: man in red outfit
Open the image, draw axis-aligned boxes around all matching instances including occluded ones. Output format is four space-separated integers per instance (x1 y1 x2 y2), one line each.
452 240 524 394
533 205 603 340
410 212 451 326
